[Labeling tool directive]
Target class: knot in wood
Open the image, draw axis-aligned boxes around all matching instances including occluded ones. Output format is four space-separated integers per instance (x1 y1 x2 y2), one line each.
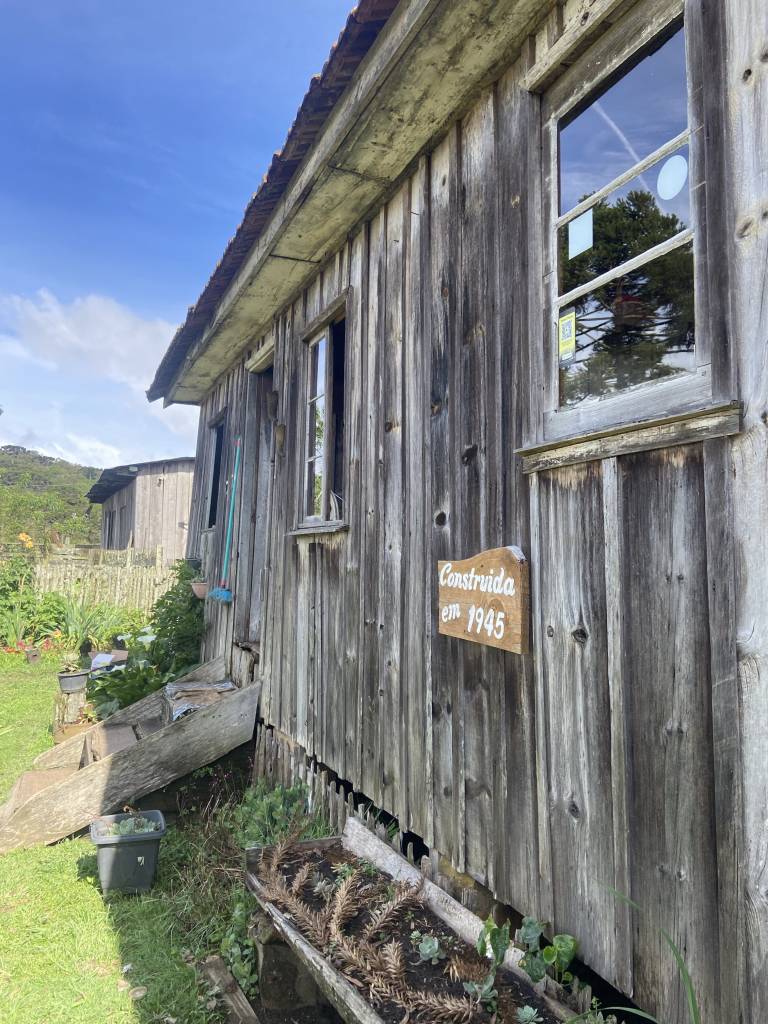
743 67 753 83
568 800 580 820
434 510 448 527
461 444 478 465
546 625 554 638
737 218 754 239
571 626 588 645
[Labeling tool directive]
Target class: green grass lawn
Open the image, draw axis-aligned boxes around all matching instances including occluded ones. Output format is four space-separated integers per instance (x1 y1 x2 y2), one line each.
0 653 60 802
0 653 241 1024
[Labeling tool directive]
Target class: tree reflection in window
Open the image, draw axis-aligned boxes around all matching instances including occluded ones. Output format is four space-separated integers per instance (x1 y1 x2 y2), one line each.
555 24 694 409
558 191 695 406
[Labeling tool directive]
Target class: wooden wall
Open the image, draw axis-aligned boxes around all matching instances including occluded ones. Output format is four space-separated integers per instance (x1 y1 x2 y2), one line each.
183 2 763 1020
102 461 194 564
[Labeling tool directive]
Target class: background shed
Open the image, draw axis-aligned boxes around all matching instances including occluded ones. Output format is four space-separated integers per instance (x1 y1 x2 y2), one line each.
86 457 195 565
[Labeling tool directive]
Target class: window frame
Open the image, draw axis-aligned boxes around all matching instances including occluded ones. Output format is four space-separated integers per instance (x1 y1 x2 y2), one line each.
531 0 732 448
296 292 348 532
206 417 226 531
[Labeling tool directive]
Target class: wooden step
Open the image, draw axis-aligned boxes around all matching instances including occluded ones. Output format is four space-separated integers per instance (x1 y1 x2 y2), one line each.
135 716 165 739
91 723 138 761
0 766 79 822
0 679 259 852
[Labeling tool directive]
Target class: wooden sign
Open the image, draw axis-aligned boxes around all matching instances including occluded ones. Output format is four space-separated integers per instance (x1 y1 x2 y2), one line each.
437 546 529 654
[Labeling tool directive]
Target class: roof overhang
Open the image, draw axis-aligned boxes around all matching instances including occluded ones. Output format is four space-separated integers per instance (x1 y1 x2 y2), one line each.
86 457 195 503
152 0 553 406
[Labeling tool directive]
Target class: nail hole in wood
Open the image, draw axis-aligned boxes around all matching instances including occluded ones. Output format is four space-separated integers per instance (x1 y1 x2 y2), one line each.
743 67 753 82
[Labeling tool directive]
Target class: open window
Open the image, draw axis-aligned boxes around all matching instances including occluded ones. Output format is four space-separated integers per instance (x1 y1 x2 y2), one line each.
207 421 225 529
533 3 731 448
303 316 346 525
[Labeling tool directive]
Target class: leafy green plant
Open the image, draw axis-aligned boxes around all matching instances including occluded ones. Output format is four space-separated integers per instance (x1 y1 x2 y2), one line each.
410 931 446 965
229 779 331 848
148 561 204 674
87 661 173 717
518 917 577 986
463 916 511 1013
220 896 259 998
517 1007 544 1024
101 815 159 836
0 597 32 648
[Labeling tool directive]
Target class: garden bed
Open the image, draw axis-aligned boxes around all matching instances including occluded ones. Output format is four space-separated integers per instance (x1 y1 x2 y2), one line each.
245 820 570 1024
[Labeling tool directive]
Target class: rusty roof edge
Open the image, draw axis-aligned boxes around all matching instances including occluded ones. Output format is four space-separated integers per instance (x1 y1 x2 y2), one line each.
147 0 400 404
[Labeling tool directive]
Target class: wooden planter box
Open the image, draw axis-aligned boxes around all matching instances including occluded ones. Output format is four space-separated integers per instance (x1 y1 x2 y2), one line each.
245 818 571 1024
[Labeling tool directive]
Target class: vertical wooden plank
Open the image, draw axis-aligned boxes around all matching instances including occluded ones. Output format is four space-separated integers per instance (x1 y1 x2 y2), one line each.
360 211 385 806
724 2 768 1020
702 435 743 1024
528 470 553 924
378 185 406 822
234 372 260 643
494 59 541 917
621 446 719 1024
429 126 463 867
601 457 633 996
537 462 618 983
403 156 431 840
459 91 494 886
345 227 366 788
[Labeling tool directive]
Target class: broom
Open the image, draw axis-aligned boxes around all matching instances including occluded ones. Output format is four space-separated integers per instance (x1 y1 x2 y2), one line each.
208 436 241 603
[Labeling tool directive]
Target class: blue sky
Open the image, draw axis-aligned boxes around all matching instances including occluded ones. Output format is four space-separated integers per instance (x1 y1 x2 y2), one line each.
0 0 353 467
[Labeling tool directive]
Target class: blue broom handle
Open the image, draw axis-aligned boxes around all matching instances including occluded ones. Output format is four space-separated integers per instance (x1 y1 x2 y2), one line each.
219 437 241 586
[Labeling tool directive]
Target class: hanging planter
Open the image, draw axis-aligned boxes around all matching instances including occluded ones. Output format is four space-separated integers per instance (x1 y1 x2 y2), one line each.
190 580 209 599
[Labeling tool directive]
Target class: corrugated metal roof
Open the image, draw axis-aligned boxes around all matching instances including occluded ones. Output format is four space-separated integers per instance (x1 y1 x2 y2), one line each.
147 0 399 404
86 457 195 504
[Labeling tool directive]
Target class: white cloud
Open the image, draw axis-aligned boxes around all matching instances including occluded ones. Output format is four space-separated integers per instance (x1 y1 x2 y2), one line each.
0 289 199 465
0 289 172 395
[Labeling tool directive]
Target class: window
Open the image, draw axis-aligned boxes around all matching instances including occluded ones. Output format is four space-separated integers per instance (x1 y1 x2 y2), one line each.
207 421 225 528
555 26 693 410
303 317 345 523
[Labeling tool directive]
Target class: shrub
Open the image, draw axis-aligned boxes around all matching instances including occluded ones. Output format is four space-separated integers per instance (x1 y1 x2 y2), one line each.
148 561 204 674
228 779 332 848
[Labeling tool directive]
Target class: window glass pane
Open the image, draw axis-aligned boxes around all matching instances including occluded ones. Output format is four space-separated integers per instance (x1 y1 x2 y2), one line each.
309 396 325 461
306 459 323 518
558 242 695 407
310 337 326 400
559 28 687 214
558 145 690 294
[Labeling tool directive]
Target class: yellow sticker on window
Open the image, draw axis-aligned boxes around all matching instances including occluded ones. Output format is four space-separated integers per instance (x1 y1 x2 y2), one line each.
558 310 576 363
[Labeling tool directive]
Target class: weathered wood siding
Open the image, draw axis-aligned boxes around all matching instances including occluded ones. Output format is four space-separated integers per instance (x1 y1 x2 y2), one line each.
183 3 761 1020
102 461 194 564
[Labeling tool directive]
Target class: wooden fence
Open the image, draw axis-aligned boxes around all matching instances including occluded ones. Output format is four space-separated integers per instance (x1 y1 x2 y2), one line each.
32 545 175 612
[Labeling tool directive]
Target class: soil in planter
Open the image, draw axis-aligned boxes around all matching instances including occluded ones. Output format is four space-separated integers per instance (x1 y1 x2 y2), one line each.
255 841 561 1024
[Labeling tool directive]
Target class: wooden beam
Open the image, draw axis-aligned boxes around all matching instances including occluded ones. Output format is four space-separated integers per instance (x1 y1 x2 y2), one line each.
519 403 741 474
0 684 258 852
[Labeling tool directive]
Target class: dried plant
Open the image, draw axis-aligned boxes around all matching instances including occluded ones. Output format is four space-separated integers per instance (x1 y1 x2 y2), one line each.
330 871 364 941
260 873 331 949
409 990 477 1023
379 938 407 986
447 955 488 985
362 880 423 941
290 861 312 896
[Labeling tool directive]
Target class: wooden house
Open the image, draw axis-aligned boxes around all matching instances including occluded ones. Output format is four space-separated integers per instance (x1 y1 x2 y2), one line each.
87 457 195 564
148 1 767 1021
